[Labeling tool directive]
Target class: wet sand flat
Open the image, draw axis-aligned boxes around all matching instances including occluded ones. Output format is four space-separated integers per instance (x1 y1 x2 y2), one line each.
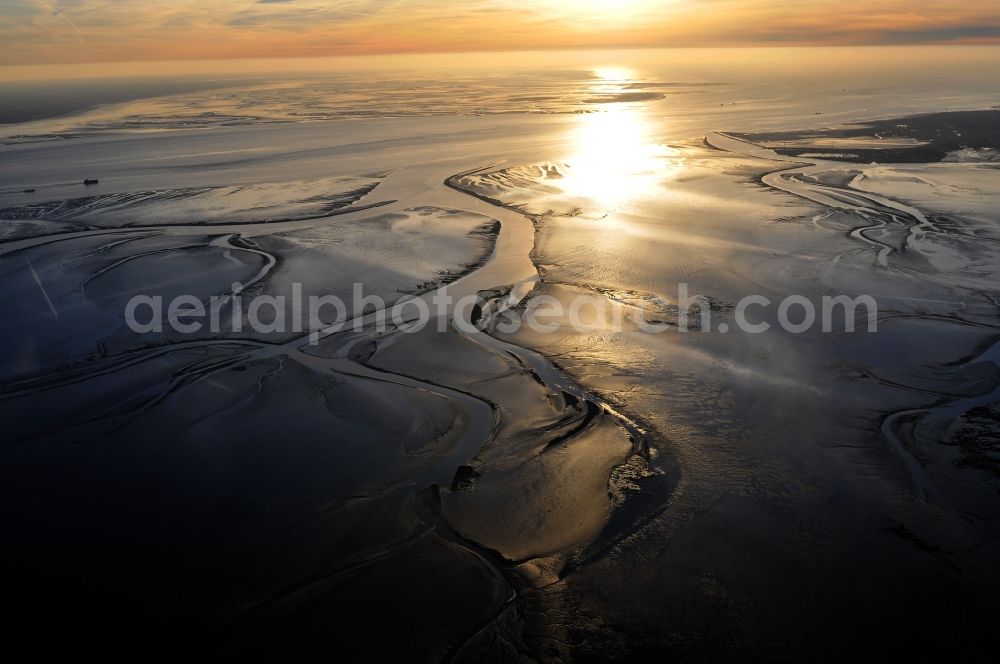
2 47 1000 660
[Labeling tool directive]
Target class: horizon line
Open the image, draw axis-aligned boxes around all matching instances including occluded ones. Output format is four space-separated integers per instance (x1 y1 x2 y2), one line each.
3 42 1000 73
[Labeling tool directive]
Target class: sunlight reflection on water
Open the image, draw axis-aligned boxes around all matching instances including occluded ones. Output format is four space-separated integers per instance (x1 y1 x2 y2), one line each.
559 68 679 213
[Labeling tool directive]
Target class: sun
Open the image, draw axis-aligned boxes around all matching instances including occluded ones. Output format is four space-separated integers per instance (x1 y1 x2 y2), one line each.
577 0 648 10
546 0 653 23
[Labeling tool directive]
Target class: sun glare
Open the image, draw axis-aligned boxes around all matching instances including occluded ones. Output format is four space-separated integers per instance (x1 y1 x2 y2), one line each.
549 0 653 22
555 66 677 211
593 66 634 82
560 105 677 212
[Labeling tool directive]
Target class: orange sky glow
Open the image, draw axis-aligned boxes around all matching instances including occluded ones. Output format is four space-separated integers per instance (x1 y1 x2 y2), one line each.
1 1 998 67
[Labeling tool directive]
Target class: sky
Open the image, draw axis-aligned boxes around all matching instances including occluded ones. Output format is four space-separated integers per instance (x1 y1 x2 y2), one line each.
1 0 999 66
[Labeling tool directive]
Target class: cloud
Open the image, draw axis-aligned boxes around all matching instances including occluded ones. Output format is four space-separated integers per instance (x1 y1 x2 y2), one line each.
883 25 1000 43
0 0 998 65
